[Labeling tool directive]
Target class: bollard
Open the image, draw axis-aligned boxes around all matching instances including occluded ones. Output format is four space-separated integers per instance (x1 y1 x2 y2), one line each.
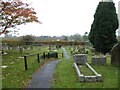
62 52 64 58
43 52 45 59
37 54 40 63
24 56 28 70
48 52 50 59
56 52 58 58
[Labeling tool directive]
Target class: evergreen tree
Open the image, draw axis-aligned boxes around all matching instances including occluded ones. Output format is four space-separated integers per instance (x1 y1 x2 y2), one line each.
89 1 118 54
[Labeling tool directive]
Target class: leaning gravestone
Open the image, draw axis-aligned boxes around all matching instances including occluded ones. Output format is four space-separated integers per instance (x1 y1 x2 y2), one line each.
111 44 120 66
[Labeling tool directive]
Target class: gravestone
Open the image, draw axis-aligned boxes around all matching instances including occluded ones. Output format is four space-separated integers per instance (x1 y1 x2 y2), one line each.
81 47 85 54
49 45 51 51
20 47 23 54
73 54 87 64
91 56 106 65
111 44 120 66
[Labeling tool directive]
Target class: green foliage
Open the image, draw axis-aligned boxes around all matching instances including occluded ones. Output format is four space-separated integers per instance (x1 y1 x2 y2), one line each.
20 35 35 45
0 1 40 35
89 2 118 54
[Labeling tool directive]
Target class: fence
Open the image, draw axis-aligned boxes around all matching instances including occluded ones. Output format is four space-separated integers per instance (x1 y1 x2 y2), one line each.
24 52 64 70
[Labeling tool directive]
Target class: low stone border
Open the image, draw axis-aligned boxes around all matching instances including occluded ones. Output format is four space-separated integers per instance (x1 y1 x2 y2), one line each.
74 63 102 82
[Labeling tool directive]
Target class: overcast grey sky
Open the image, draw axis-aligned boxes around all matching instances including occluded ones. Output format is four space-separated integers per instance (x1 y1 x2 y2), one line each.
15 0 119 36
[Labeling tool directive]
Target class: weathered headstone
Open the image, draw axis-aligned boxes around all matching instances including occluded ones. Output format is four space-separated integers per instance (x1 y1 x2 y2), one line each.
73 54 87 64
49 45 51 51
111 44 120 66
20 47 23 54
91 56 106 65
81 47 85 54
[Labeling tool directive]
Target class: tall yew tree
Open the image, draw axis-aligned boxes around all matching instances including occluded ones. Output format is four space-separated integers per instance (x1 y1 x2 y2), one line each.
89 1 118 54
0 0 41 35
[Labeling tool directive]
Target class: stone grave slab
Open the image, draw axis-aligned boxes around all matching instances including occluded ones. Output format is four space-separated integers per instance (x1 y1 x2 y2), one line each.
73 54 102 82
74 63 102 82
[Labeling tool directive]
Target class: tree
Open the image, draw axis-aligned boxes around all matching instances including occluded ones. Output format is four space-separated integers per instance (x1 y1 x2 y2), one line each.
70 33 82 41
88 1 118 54
62 35 68 41
0 0 41 35
82 32 88 42
20 35 35 45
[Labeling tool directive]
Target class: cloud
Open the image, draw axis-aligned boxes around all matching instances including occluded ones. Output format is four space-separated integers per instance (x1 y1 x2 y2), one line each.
17 0 119 36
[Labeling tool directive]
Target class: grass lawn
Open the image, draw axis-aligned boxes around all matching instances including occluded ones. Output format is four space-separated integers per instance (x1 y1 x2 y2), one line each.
51 48 119 88
79 64 95 76
2 45 63 88
52 59 118 88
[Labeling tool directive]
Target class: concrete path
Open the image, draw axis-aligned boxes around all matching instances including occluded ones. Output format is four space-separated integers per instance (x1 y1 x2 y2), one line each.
27 48 70 88
62 48 70 59
27 60 60 88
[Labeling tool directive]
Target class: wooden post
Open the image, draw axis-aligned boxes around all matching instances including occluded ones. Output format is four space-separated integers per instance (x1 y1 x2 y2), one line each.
37 54 40 63
43 52 45 59
62 52 64 58
56 52 58 58
48 52 50 59
24 56 28 70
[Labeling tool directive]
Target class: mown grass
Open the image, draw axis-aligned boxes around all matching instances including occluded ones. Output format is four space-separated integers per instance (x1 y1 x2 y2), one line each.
2 46 63 88
52 48 119 88
52 59 118 88
79 65 95 76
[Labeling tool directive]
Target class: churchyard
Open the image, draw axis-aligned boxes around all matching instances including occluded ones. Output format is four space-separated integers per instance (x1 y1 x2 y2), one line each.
1 43 119 88
51 45 119 88
2 45 63 88
1 0 119 89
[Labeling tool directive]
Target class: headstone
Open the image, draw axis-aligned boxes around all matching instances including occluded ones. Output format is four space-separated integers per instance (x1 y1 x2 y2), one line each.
1 66 7 69
49 45 51 51
28 47 30 50
6 47 9 50
16 46 19 50
81 47 85 54
73 54 87 64
111 44 120 66
20 47 23 54
91 56 106 65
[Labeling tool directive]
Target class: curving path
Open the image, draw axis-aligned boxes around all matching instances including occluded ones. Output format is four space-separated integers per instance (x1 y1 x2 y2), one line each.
27 48 70 88
27 60 60 88
62 48 70 59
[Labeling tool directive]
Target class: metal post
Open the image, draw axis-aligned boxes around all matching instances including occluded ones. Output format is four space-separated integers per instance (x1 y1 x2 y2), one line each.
24 56 28 70
37 54 40 63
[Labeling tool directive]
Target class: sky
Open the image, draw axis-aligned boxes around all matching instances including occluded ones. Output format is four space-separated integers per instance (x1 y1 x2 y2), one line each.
13 0 119 36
